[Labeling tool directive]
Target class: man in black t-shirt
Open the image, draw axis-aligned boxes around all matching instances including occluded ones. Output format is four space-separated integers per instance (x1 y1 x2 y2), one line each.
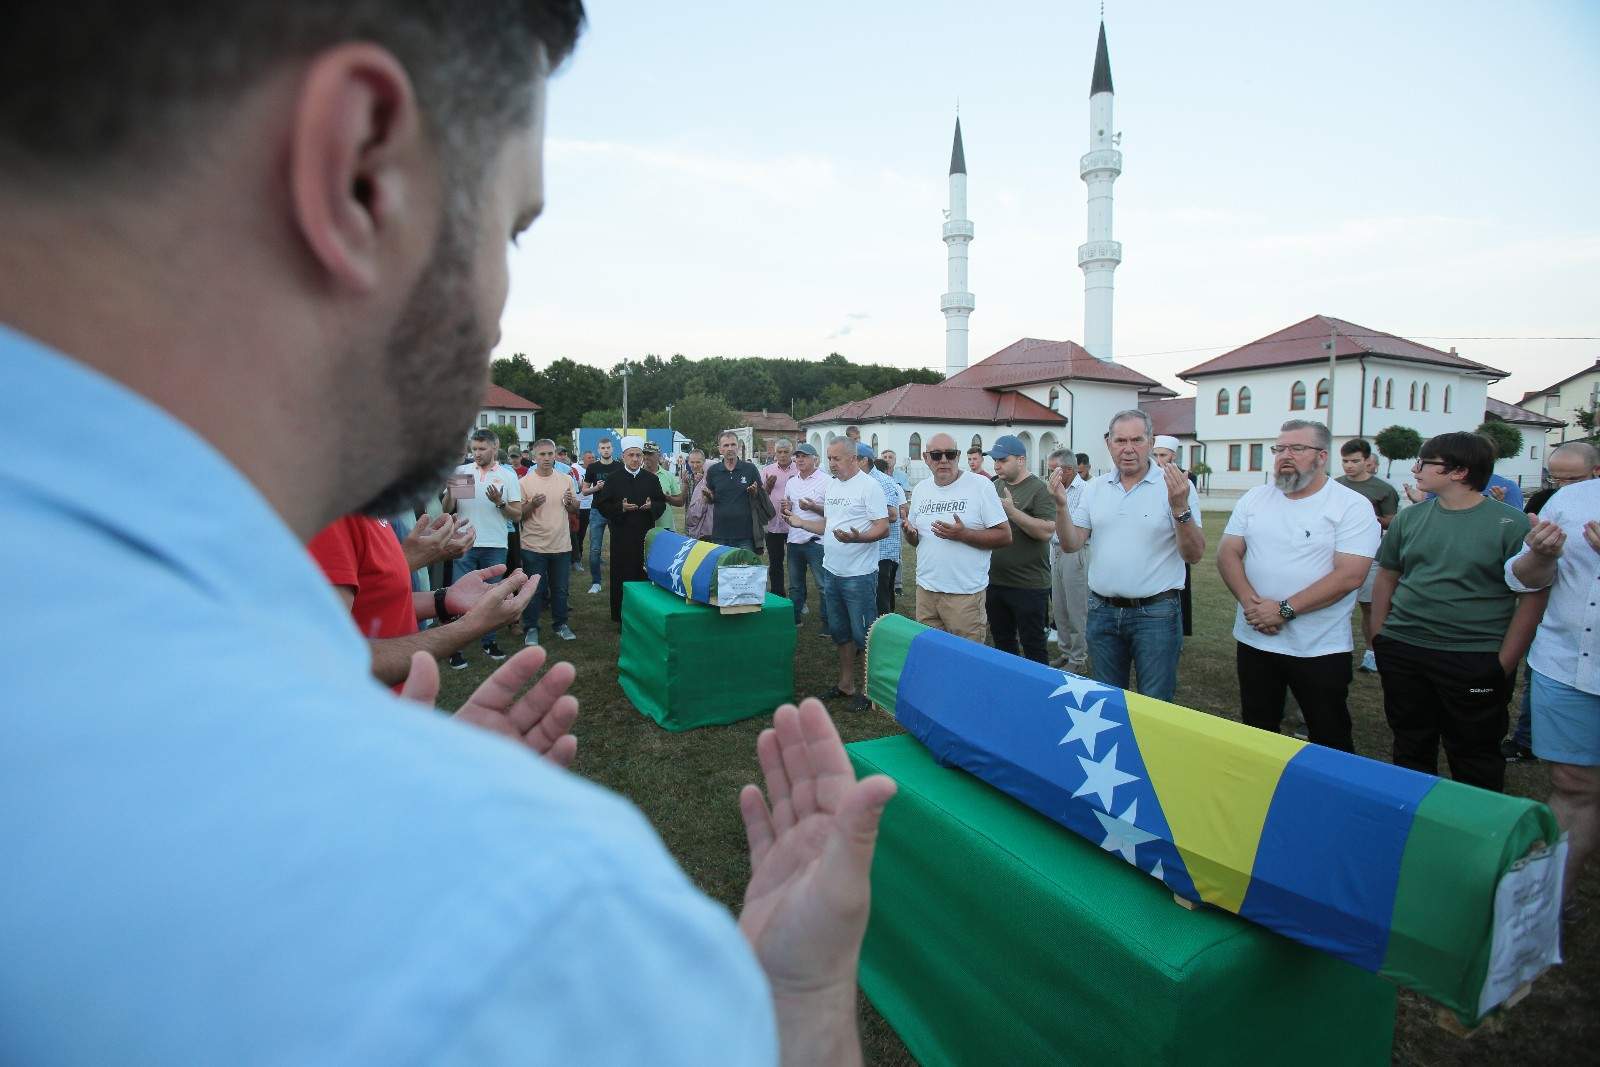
702 430 761 549
580 436 622 594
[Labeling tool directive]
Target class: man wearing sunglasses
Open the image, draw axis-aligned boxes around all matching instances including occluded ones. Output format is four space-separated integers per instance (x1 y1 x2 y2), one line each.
1370 432 1541 791
1216 420 1379 751
905 433 1011 643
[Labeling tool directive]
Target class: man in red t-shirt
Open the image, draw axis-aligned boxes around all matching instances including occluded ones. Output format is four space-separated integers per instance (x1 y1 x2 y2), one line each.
308 514 535 686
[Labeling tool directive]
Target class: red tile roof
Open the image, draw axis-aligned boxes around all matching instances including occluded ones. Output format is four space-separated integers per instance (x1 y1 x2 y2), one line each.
482 383 541 411
801 384 1064 426
738 409 803 433
945 337 1166 392
1179 315 1509 380
1485 396 1564 429
1141 397 1195 437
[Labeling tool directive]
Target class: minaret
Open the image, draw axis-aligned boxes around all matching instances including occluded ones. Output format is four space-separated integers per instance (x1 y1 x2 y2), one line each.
941 117 974 378
1079 21 1122 363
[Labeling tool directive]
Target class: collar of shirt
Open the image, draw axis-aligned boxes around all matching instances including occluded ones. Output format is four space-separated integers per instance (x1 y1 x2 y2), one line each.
1103 461 1163 492
0 325 366 660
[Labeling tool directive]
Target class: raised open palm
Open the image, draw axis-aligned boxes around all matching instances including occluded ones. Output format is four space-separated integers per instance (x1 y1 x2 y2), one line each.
400 647 578 767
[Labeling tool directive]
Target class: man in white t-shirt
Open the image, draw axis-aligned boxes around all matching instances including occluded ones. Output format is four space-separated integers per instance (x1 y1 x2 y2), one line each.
443 427 524 665
905 432 1010 643
782 444 831 629
1217 419 1380 751
784 437 889 712
1063 410 1204 702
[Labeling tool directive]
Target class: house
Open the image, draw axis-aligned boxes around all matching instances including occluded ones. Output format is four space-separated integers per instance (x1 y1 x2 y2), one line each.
736 409 805 461
1139 396 1201 472
1485 396 1565 490
1181 315 1508 491
474 384 540 448
1516 358 1595 453
801 338 1173 483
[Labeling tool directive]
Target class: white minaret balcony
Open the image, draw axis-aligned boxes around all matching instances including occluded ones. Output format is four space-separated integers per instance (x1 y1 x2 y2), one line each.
942 219 975 240
1079 148 1123 179
1077 241 1123 267
940 291 976 313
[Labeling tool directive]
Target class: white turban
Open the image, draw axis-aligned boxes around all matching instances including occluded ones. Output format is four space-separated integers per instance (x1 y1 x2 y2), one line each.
1153 435 1181 453
619 436 644 453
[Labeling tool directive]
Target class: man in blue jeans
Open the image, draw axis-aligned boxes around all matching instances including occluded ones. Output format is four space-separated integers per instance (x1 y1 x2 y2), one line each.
784 438 888 711
514 439 579 646
1059 409 1204 701
782 444 831 631
580 436 621 593
444 428 524 667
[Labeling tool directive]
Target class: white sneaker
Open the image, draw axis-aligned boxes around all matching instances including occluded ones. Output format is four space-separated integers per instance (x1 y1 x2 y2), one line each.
1046 628 1059 646
555 625 577 641
1359 649 1377 673
588 583 601 594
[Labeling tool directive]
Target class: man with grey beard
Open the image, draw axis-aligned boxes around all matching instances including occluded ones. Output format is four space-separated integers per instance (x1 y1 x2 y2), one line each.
1216 420 1380 750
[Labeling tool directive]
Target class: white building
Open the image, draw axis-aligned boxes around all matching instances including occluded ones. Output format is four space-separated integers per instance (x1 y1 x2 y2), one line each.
1180 315 1508 490
1141 396 1202 472
1517 358 1593 453
474 384 541 448
1485 396 1564 491
803 338 1172 484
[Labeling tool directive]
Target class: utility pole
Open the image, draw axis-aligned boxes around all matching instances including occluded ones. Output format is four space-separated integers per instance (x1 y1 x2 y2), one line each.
666 403 674 450
621 358 630 430
1324 323 1338 437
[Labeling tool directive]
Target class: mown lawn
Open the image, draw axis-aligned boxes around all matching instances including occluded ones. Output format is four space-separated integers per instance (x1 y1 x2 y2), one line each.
436 529 1596 1066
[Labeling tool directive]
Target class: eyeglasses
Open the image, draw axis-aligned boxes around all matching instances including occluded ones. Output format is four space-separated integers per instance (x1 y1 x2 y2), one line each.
1268 444 1325 456
1550 474 1591 484
925 449 961 462
1411 459 1450 472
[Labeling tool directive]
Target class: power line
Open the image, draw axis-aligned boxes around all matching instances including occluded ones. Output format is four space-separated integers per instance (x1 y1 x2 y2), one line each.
1116 333 1598 361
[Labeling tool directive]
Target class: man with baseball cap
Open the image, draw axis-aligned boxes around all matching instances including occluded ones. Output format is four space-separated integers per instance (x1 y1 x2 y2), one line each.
783 443 831 629
593 436 664 623
642 442 684 533
986 435 1057 663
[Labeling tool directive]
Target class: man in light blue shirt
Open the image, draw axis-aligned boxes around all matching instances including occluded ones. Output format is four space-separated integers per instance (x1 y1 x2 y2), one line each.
0 5 895 1064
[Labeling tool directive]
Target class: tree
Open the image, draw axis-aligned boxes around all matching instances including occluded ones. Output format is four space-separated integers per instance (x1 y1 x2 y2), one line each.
576 408 624 429
1373 425 1423 477
1572 403 1600 443
489 422 521 453
1476 420 1524 461
671 392 740 453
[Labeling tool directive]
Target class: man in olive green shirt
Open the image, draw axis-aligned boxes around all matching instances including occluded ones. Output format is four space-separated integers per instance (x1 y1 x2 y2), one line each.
643 443 684 532
1336 438 1400 672
1371 432 1541 792
986 435 1057 663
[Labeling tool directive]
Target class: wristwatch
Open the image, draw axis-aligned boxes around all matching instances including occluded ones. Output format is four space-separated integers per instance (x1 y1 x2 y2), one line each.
434 588 458 623
1278 600 1297 622
1174 509 1194 525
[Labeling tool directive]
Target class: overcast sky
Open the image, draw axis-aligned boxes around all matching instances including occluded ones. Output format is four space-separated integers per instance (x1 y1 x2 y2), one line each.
495 0 1599 406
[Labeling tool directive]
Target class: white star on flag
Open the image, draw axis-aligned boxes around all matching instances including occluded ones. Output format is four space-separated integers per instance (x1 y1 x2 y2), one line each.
1049 672 1110 708
1072 743 1139 811
1093 798 1158 865
1058 697 1119 757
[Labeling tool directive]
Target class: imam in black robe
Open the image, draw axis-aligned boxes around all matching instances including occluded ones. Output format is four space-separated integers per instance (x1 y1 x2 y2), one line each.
594 464 665 621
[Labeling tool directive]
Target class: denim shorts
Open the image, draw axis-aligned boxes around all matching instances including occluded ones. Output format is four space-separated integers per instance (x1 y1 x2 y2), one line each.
821 569 877 648
1530 669 1600 766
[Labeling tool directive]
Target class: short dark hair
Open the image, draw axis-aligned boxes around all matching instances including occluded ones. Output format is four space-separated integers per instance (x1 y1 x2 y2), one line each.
470 428 498 444
1 2 586 185
1341 438 1373 459
1418 432 1496 492
1075 453 1091 465
966 446 983 456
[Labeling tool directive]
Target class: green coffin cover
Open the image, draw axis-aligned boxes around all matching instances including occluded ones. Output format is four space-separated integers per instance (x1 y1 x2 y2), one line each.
849 735 1397 1066
618 581 796 731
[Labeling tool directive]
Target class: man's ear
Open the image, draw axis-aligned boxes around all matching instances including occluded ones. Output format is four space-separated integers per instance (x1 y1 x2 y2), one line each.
287 44 432 293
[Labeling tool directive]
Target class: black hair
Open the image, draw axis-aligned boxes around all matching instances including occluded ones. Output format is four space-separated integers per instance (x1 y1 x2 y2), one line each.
1340 438 1373 459
1075 453 1091 465
1418 432 1496 492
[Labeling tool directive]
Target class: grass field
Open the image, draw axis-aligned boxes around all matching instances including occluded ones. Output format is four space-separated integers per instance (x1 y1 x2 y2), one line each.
435 530 1596 1066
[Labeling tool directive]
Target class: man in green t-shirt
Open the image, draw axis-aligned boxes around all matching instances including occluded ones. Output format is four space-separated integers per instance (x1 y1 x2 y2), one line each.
642 443 683 532
1336 438 1400 673
986 435 1057 664
1370 432 1541 792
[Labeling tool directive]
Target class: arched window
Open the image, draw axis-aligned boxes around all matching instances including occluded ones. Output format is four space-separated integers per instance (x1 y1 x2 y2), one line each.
1408 382 1417 410
871 433 879 451
1372 377 1382 407
810 433 822 451
825 431 837 447
971 434 983 450
1385 380 1394 408
1421 383 1430 411
1216 389 1231 415
908 433 922 460
1238 387 1253 414
1048 386 1061 411
1443 386 1452 413
1290 381 1307 411
1315 378 1330 409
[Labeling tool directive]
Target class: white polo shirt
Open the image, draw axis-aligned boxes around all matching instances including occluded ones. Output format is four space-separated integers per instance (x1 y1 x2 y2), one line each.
1222 479 1380 657
1070 462 1202 599
453 462 523 547
1506 478 1600 694
821 471 888 578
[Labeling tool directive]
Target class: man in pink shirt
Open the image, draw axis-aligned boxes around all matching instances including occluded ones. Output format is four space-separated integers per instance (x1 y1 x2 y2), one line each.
761 438 798 598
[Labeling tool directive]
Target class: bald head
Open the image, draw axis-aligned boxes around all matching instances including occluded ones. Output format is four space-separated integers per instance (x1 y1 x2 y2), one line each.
1547 441 1600 487
926 432 960 486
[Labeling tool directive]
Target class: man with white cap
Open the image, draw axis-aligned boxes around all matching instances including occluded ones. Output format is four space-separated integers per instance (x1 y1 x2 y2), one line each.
593 436 664 624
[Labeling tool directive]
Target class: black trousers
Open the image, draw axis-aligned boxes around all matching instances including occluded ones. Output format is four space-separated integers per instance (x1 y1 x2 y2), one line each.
987 584 1049 664
877 559 899 616
1236 642 1354 752
766 532 788 599
573 510 590 560
506 529 522 577
1373 634 1511 792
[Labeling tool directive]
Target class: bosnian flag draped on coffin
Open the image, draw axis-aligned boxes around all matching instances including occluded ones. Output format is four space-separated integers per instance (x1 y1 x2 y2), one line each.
864 615 1565 1024
644 529 759 605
